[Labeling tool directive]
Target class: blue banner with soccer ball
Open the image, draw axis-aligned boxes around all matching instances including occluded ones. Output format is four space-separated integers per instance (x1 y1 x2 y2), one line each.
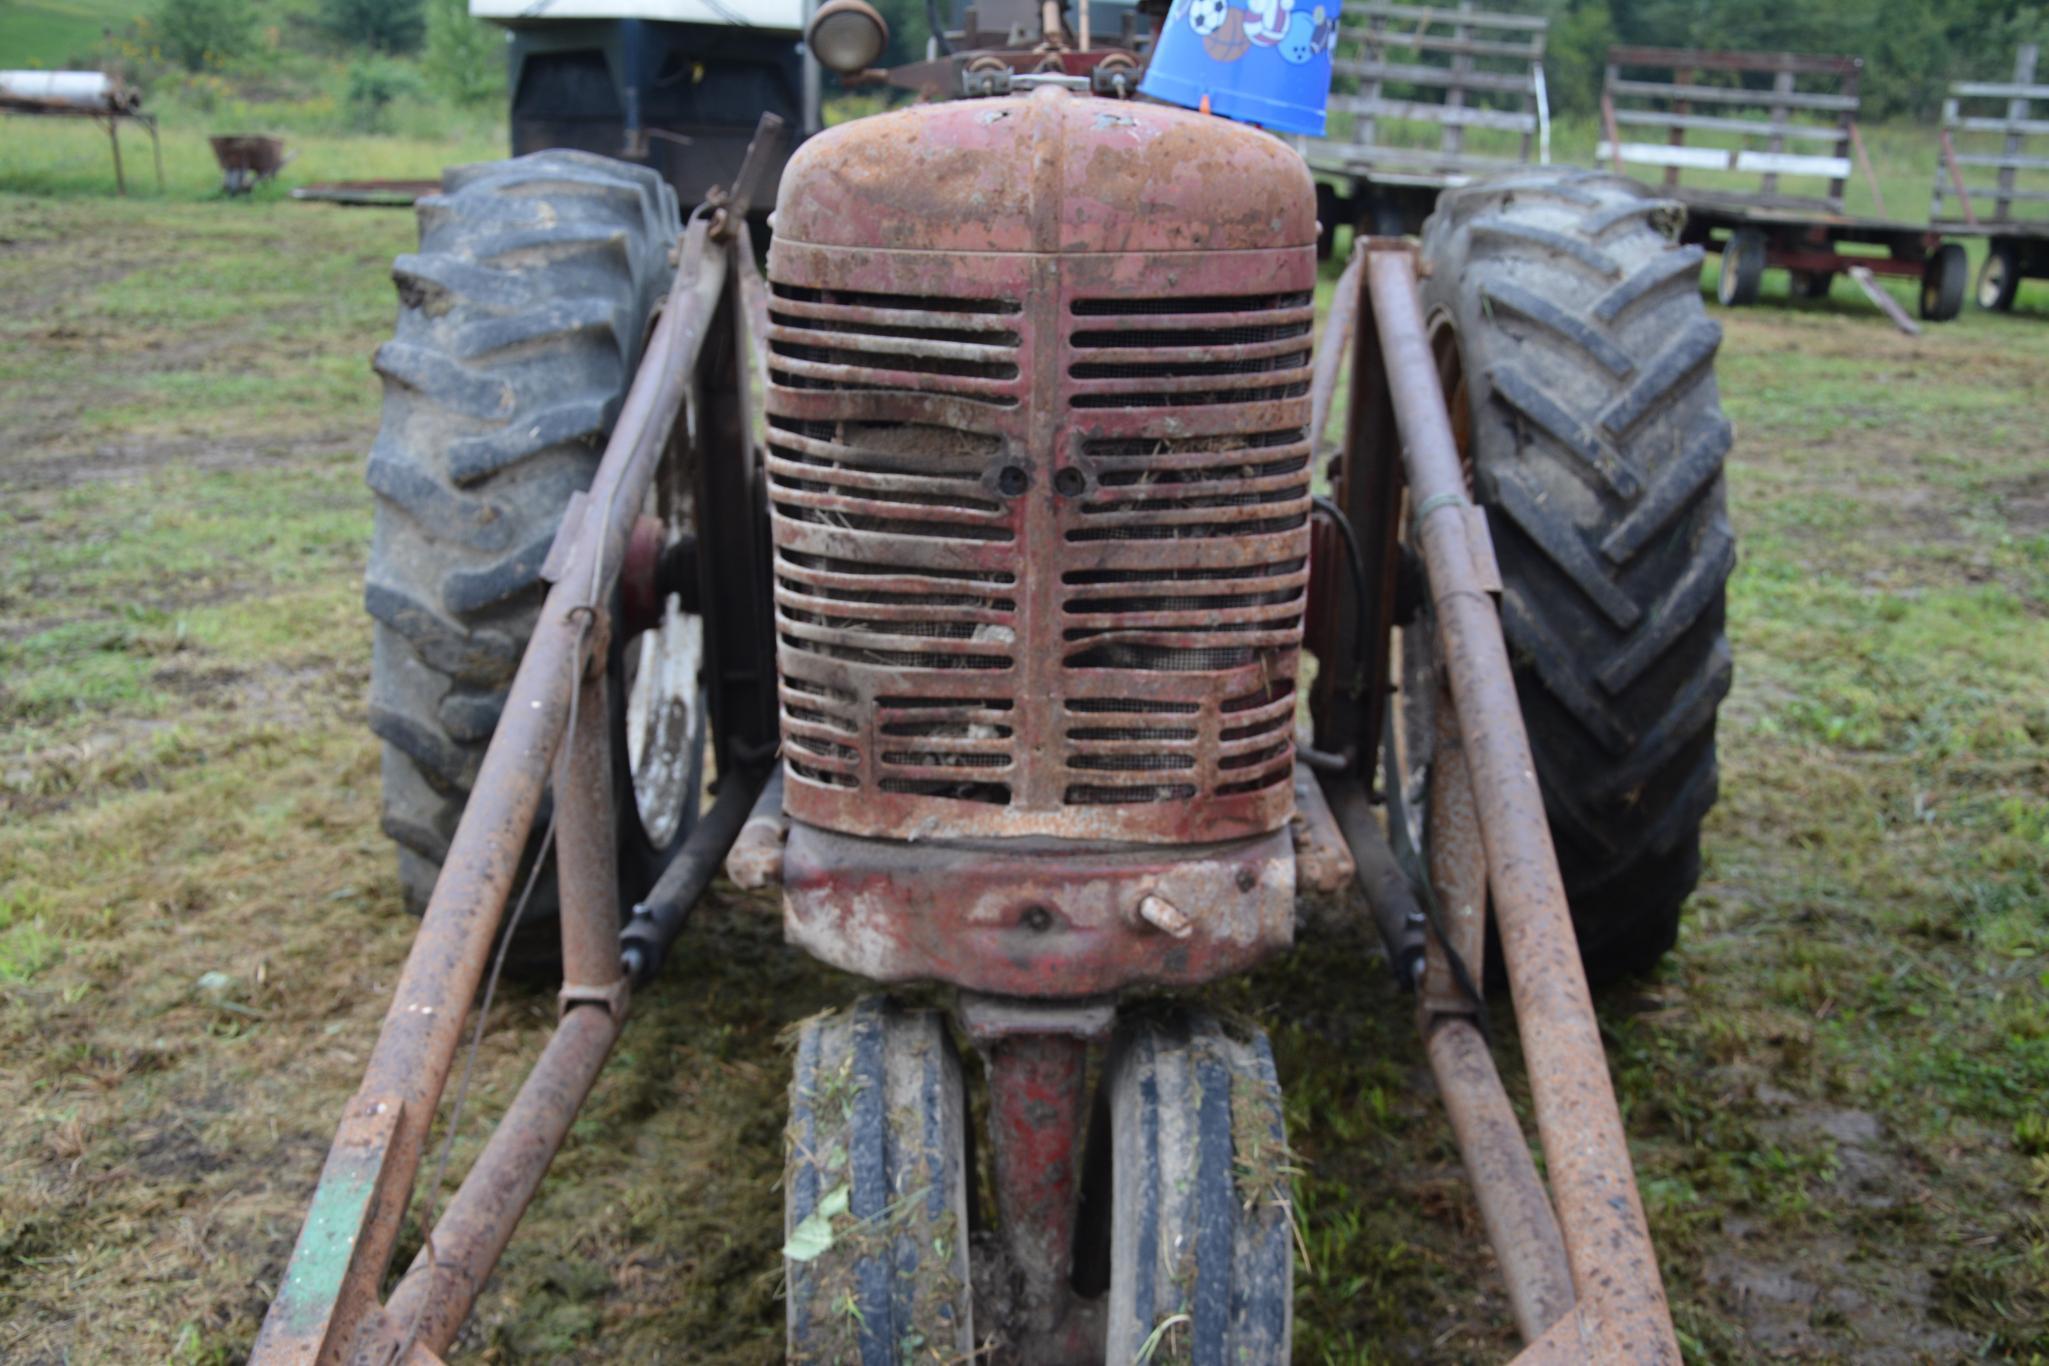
1139 0 1341 136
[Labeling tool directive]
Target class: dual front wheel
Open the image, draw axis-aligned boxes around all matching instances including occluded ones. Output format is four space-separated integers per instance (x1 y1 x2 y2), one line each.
784 1002 1294 1362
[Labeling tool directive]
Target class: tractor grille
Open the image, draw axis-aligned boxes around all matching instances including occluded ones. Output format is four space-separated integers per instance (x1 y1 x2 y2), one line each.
766 253 1313 842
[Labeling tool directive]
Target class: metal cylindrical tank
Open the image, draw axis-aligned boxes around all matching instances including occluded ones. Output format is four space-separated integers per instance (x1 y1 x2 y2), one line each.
0 70 137 112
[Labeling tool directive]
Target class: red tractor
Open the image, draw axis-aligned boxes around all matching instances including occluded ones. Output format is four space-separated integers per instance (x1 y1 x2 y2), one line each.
256 28 1732 1364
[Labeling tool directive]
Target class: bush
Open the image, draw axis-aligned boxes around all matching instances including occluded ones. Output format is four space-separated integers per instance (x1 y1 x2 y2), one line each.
422 0 505 107
321 0 425 54
346 55 426 131
154 0 257 71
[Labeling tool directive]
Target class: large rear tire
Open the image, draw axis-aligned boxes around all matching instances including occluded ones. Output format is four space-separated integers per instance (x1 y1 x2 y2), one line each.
1418 169 1735 983
364 151 687 956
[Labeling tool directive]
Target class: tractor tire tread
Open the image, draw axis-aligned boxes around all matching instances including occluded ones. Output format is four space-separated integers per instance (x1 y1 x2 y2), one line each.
1102 1011 1294 1364
1420 168 1734 983
364 150 678 942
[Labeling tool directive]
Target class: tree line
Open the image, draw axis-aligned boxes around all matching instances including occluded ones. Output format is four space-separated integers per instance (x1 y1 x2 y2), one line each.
147 0 2043 125
860 0 2045 122
1535 0 2046 122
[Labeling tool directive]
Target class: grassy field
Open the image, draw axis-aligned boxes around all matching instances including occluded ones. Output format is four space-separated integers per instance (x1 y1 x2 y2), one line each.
3 138 2048 1365
0 110 505 200
0 0 139 68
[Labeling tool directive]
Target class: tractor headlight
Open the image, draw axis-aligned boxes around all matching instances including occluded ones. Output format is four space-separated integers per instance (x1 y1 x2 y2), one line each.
806 0 889 74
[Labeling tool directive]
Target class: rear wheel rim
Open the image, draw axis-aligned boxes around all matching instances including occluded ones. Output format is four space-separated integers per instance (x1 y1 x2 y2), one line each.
625 599 704 849
1978 253 2010 310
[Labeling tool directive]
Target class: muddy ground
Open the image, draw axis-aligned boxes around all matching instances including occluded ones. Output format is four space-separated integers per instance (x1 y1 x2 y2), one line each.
1 194 2045 1364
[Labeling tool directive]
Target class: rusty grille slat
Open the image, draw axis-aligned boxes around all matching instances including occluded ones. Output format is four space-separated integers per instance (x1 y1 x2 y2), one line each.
1064 735 1200 755
1068 336 1313 370
768 323 1022 367
768 356 1023 405
768 270 1030 811
772 483 1013 535
765 454 999 502
1068 291 1314 317
1052 287 1313 811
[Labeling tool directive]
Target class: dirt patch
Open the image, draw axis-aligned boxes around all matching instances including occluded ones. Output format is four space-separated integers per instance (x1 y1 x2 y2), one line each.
0 431 361 492
129 1115 233 1182
1706 1223 1976 1363
1982 470 2049 537
1755 1092 1903 1210
2 657 365 819
152 663 251 700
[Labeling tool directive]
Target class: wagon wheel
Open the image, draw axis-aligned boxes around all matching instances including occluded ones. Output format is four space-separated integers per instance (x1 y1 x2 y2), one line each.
1406 168 1736 984
363 151 708 964
1920 243 1968 322
1977 241 2023 313
1715 228 1765 306
1788 269 1835 301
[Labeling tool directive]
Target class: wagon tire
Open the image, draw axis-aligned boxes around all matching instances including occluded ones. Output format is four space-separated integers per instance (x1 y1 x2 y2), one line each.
1716 228 1765 306
1095 1010 1295 1364
1977 240 2022 312
1418 168 1735 984
1788 268 1835 301
1921 242 1968 322
784 999 976 1364
364 150 684 963
1371 197 1409 239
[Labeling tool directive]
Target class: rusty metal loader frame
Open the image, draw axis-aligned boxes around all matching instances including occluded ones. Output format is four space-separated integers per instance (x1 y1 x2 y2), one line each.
253 202 1682 1364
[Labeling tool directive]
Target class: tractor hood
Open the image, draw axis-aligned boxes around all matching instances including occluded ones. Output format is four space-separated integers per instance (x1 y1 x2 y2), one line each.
770 85 1318 256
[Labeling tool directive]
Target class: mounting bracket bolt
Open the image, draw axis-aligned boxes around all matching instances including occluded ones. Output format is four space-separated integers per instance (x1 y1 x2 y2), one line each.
1136 894 1194 939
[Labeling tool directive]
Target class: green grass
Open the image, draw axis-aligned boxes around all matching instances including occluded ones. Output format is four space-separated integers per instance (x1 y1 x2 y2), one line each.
0 112 505 198
0 0 143 67
2 113 2048 1363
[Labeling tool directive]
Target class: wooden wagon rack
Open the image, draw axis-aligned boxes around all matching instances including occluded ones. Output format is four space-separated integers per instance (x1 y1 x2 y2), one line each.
1299 2 1551 253
1932 43 2049 312
1599 46 1968 323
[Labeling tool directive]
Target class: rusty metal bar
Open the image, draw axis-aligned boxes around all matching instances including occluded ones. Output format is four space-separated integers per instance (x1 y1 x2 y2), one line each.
251 219 731 1365
982 1031 1094 1355
1290 763 1357 896
1364 245 1680 1362
1599 91 1625 174
725 763 789 891
1322 776 1427 986
1939 127 1980 226
619 769 763 983
1419 674 1486 1018
1310 247 1363 462
1424 1016 1575 1342
1845 120 1887 217
377 1004 624 1357
1510 1292 1650 1363
556 668 624 997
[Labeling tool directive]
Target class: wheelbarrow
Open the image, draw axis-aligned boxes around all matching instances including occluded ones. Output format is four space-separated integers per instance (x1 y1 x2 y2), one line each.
207 134 289 196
